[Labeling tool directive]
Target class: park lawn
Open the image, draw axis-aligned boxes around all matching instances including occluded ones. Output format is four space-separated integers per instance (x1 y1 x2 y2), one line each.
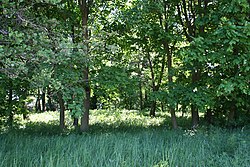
0 110 249 167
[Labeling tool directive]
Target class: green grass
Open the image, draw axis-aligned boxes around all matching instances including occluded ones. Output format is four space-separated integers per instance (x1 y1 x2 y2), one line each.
0 110 249 167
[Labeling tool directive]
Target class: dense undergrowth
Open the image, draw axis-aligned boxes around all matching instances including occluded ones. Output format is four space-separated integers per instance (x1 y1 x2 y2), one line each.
0 110 249 167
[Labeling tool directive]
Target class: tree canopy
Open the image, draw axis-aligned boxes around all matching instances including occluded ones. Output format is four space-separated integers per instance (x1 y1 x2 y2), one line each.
0 0 249 131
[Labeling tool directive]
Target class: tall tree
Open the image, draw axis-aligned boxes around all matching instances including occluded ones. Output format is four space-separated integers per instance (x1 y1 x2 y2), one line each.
78 0 91 132
176 0 210 127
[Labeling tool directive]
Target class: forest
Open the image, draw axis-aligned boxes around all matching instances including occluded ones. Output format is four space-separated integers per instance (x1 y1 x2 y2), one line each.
0 0 250 166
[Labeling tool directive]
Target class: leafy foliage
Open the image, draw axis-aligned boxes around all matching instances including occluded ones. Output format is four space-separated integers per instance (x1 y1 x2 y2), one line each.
0 0 249 129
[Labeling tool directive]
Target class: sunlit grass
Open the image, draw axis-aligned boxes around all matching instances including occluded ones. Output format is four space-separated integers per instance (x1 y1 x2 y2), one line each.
11 109 172 133
28 112 60 123
9 109 197 131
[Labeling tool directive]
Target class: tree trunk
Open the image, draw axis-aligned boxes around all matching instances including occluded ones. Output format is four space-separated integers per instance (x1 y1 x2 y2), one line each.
73 118 79 126
144 90 148 109
80 72 90 132
188 0 208 127
160 0 178 127
35 89 41 112
161 102 164 112
165 41 178 129
47 86 55 111
205 109 212 124
191 70 200 127
70 21 80 129
58 92 65 130
81 106 89 132
139 82 143 111
170 108 178 129
79 0 91 132
8 81 13 126
147 53 156 117
150 101 156 117
191 104 199 127
228 105 236 123
137 60 143 111
41 88 46 112
177 0 208 128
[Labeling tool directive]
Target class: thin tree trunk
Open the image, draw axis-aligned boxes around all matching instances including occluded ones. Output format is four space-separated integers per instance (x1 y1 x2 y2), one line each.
58 92 65 130
165 42 178 129
191 70 200 127
228 105 236 123
147 53 157 117
138 61 143 111
139 81 143 111
145 90 148 109
0 1 2 14
150 101 156 117
47 86 54 111
73 118 79 126
36 89 41 112
161 102 164 112
41 88 46 112
8 80 13 126
159 2 178 128
72 26 81 130
70 22 80 129
205 109 212 124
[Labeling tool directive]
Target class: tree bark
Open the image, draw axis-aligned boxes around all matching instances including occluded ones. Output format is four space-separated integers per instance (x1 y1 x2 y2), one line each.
73 118 79 126
35 89 41 112
228 105 236 123
165 42 178 129
70 24 80 129
139 80 143 111
161 102 164 112
191 104 199 127
58 92 65 130
147 49 166 117
150 101 156 117
144 90 148 109
170 108 178 129
47 86 55 111
191 69 200 127
8 80 13 126
41 88 46 112
80 70 90 132
138 61 143 111
205 109 212 124
79 0 91 132
147 53 157 117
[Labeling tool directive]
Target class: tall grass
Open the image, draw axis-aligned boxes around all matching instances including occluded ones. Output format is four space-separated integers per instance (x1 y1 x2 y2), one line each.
0 110 249 167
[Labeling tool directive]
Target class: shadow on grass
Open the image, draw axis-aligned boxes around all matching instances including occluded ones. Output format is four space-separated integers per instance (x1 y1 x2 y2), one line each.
1 121 65 136
89 117 193 135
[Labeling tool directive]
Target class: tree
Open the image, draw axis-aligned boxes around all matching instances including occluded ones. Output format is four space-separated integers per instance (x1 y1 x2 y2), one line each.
1 0 249 131
177 0 250 126
77 0 91 132
108 0 179 128
198 0 250 125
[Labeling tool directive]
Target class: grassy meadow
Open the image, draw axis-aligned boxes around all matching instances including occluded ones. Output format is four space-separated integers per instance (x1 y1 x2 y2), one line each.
0 110 249 167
